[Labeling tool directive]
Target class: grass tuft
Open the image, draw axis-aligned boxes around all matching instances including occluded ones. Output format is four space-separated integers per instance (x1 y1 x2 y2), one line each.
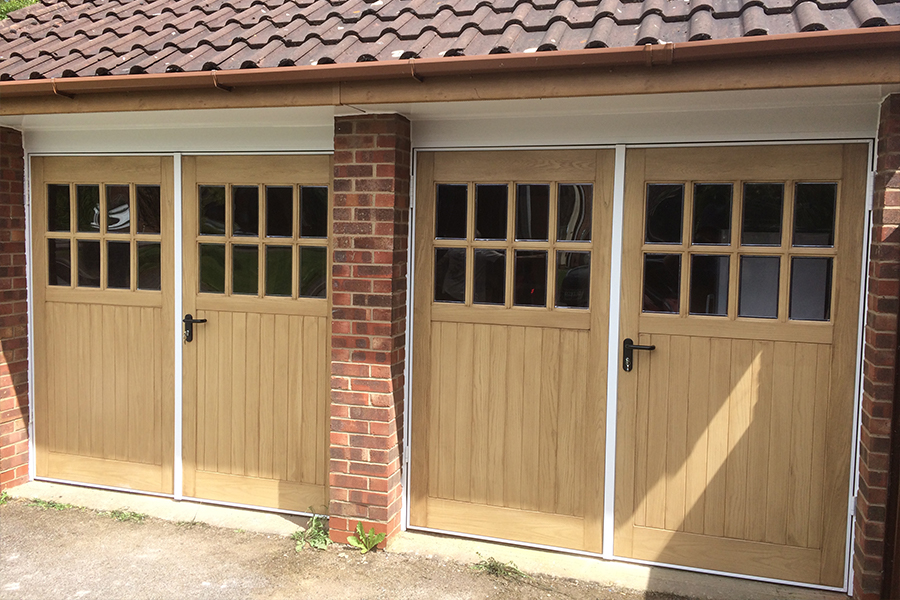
471 553 530 580
26 498 74 511
103 509 147 523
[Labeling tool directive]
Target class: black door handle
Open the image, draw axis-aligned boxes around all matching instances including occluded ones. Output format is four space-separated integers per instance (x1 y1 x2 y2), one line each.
183 314 207 343
623 337 655 372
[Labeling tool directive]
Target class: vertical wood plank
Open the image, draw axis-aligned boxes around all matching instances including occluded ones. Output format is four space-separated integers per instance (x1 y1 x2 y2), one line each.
258 313 275 479
665 335 690 532
438 322 458 500
704 337 732 538
217 312 233 474
486 325 508 508
787 343 817 547
632 332 653 528
245 312 261 477
427 322 442 499
232 313 247 476
301 316 319 485
77 303 92 456
520 326 543 512
645 335 669 530
724 339 752 540
101 305 117 460
538 328 560 514
556 330 578 517
272 314 290 481
470 324 490 506
89 304 103 458
453 323 475 503
315 317 328 488
203 311 220 472
746 340 774 542
683 336 710 534
286 316 301 483
807 345 831 550
504 326 525 510
765 342 795 545
114 305 128 462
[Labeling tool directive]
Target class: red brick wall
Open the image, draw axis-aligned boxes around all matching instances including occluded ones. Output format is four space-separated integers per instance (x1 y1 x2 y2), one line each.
328 114 410 545
855 93 900 600
0 126 29 491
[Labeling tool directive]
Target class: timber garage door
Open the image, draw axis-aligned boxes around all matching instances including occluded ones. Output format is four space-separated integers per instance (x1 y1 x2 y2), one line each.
411 150 615 551
31 156 175 493
615 144 866 586
181 156 331 511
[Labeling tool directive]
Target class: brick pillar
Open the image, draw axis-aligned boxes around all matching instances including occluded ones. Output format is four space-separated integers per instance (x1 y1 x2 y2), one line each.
328 114 410 545
854 94 900 600
0 127 29 491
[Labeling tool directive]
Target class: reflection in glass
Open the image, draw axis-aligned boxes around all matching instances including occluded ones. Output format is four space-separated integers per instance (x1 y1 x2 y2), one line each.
77 185 101 232
137 242 161 290
136 186 161 233
436 184 467 239
692 184 732 245
106 185 130 233
77 240 101 288
475 184 507 240
233 186 259 236
199 186 226 235
790 257 832 321
199 243 225 293
642 253 680 313
514 250 547 307
301 186 328 238
646 184 684 244
266 186 293 238
689 255 729 316
107 241 130 289
266 246 292 297
739 256 779 318
793 183 837 247
48 239 71 286
742 183 783 246
556 251 590 309
557 184 592 241
299 246 327 298
434 248 465 303
232 245 259 295
473 249 505 305
48 184 71 232
515 184 550 241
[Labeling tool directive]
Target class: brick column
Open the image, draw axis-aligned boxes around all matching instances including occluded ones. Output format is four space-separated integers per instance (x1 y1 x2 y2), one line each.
328 114 410 545
854 94 900 600
0 127 29 491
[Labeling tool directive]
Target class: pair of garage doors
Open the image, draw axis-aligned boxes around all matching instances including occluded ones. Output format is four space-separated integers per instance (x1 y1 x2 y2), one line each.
32 145 865 587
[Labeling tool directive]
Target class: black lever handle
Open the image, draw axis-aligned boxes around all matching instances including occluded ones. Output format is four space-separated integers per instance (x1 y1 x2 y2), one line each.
623 337 655 372
183 313 207 343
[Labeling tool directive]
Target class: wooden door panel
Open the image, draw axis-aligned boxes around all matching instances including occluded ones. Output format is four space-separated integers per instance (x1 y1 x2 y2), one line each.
31 156 175 494
615 144 866 586
411 150 614 553
181 155 330 512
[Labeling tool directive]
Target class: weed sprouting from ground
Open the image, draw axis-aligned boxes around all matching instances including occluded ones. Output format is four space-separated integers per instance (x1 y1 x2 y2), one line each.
103 509 147 523
471 553 530 580
26 498 74 511
0 491 9 506
292 511 331 551
175 519 209 528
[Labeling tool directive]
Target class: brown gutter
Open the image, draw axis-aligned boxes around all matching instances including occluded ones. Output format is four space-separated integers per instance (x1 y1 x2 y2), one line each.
1 26 898 99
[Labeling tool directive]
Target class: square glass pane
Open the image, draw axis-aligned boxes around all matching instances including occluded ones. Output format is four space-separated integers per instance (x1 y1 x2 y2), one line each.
232 245 259 295
266 186 292 238
642 253 680 313
199 186 226 235
48 239 71 286
199 243 225 293
738 256 779 318
645 184 684 244
475 184 507 240
77 240 100 288
741 183 783 246
300 186 328 238
47 184 71 232
77 185 100 232
556 251 590 309
107 241 130 289
692 183 732 245
557 184 592 241
106 185 130 233
515 184 550 241
790 257 832 321
473 249 505 305
514 250 547 307
136 185 161 234
793 182 837 247
266 246 292 297
689 254 729 316
137 242 161 291
299 246 327 298
232 185 259 237
434 248 465 303
436 184 467 240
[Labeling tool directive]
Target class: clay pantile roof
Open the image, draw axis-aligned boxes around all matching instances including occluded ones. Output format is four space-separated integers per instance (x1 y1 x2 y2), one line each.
1 0 898 80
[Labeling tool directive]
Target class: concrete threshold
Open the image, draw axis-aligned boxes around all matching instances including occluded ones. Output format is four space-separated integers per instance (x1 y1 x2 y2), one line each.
8 481 848 600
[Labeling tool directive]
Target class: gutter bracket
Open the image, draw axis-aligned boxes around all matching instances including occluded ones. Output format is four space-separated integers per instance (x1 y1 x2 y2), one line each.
408 59 424 83
211 70 233 92
50 78 75 99
644 42 675 67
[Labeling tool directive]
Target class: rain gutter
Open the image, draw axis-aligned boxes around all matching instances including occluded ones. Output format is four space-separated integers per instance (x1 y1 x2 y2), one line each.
1 26 898 99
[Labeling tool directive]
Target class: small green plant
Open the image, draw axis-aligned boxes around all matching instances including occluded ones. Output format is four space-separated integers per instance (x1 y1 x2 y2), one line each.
292 511 331 551
346 521 386 554
175 519 208 528
26 498 73 511
0 490 10 505
104 509 147 523
471 553 530 580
